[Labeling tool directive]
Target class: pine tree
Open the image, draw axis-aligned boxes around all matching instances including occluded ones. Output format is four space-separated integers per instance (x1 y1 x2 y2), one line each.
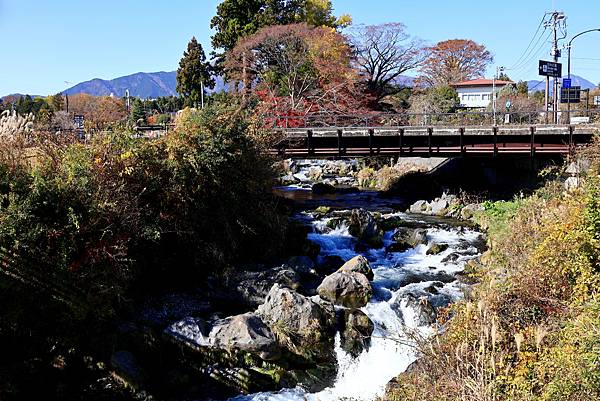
130 98 146 125
176 37 214 107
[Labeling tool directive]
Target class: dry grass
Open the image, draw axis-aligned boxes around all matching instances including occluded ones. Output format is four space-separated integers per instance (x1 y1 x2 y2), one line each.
386 137 600 401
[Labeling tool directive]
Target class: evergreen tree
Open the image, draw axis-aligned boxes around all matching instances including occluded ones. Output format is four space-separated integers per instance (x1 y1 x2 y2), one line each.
176 37 214 107
49 93 65 112
130 98 146 125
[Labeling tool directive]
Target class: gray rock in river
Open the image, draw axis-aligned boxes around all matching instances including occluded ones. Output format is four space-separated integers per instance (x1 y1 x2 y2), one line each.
392 293 437 327
311 182 337 194
430 198 449 216
338 255 374 281
317 271 373 308
224 265 303 308
339 308 375 358
257 284 337 364
426 243 449 255
409 200 430 214
348 208 382 247
210 313 281 361
392 227 428 248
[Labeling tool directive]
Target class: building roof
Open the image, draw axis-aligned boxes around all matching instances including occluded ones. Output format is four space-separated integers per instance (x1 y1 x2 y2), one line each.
452 78 514 87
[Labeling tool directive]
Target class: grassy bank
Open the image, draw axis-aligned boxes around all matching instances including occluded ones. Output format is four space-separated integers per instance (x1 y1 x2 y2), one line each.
387 138 600 401
0 102 286 399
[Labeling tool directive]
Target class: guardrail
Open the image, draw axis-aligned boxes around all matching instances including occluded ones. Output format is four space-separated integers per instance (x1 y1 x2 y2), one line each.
264 108 600 129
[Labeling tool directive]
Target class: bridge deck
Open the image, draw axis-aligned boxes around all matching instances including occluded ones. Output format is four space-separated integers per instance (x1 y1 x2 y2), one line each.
269 124 598 158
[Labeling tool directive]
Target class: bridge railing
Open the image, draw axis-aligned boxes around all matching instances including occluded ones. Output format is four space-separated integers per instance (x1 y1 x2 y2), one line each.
264 108 600 129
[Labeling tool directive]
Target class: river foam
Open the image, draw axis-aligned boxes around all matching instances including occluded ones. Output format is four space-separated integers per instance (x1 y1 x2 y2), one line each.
227 208 482 401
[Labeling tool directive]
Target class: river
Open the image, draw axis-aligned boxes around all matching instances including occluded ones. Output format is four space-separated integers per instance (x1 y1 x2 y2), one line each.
226 184 484 401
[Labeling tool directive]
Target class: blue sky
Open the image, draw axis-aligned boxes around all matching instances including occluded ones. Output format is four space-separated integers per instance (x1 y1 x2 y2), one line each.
1 0 599 96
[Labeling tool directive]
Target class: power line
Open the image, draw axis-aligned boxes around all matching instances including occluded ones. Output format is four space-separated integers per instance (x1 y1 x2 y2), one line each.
507 30 551 73
507 14 547 70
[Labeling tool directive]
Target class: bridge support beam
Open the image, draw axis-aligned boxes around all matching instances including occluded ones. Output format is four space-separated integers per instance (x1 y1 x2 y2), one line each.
307 130 313 156
369 129 374 156
399 128 404 156
427 127 433 158
337 129 343 158
459 127 465 158
493 126 498 158
529 126 536 158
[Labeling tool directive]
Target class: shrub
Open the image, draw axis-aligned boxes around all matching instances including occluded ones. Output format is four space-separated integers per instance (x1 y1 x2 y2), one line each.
387 137 600 400
0 105 284 316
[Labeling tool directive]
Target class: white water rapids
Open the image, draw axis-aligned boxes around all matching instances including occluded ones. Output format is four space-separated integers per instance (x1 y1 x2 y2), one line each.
228 206 483 401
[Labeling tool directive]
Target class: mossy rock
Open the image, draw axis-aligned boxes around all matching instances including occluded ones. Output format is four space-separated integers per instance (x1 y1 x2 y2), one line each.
426 243 449 255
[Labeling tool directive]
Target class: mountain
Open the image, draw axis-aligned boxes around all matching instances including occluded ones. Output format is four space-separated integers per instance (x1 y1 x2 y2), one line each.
527 74 597 93
63 71 178 98
62 71 231 98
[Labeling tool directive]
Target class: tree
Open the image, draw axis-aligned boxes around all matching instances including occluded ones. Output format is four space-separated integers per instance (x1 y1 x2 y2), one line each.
210 0 351 60
176 37 214 107
349 23 425 103
68 93 127 129
130 99 146 125
225 23 361 115
48 93 65 112
516 80 529 95
418 39 493 86
409 85 459 124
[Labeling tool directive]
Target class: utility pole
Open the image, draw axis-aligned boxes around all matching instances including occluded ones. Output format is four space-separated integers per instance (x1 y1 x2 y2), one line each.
544 11 567 124
492 66 504 125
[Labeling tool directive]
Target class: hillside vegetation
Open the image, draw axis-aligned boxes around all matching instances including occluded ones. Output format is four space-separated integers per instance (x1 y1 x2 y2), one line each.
387 137 600 401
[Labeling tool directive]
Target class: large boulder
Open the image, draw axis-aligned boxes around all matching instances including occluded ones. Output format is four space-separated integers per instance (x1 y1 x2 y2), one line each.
426 243 449 255
392 293 437 327
430 198 449 216
257 284 337 364
348 209 382 247
338 255 374 281
409 200 429 214
391 227 428 249
225 266 303 308
312 182 336 194
317 271 373 308
210 313 281 361
339 309 375 357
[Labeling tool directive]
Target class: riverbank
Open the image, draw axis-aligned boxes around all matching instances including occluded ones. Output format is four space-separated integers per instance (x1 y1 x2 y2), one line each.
386 140 600 400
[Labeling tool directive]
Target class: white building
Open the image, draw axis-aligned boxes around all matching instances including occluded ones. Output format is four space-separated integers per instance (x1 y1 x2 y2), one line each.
452 78 514 109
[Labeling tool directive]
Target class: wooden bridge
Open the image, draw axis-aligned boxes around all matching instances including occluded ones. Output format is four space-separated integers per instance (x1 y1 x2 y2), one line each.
267 111 599 158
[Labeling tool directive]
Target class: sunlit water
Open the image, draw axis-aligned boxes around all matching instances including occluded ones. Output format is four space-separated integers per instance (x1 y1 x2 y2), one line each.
226 196 483 401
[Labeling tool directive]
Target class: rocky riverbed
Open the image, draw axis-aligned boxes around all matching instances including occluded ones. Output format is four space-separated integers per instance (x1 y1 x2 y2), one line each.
160 184 485 400
112 159 486 401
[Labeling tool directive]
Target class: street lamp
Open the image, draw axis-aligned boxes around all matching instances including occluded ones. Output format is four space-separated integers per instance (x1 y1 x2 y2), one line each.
567 28 600 123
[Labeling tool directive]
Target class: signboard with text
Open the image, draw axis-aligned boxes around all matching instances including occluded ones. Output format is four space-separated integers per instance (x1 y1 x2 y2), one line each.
561 86 581 103
539 60 562 77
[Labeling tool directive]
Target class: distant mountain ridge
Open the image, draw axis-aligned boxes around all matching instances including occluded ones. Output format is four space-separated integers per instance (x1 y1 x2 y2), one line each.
2 72 596 100
527 74 596 93
63 71 178 98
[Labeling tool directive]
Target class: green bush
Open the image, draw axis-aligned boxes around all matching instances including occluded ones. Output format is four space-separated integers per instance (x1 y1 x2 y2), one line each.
0 103 284 314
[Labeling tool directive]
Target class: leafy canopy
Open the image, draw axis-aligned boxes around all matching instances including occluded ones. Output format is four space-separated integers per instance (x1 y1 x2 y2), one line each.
176 37 214 106
210 0 351 57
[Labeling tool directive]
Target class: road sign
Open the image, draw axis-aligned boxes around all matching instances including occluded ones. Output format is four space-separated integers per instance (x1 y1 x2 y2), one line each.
73 115 85 129
562 78 571 89
539 60 562 77
561 86 581 103
595 96 600 106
